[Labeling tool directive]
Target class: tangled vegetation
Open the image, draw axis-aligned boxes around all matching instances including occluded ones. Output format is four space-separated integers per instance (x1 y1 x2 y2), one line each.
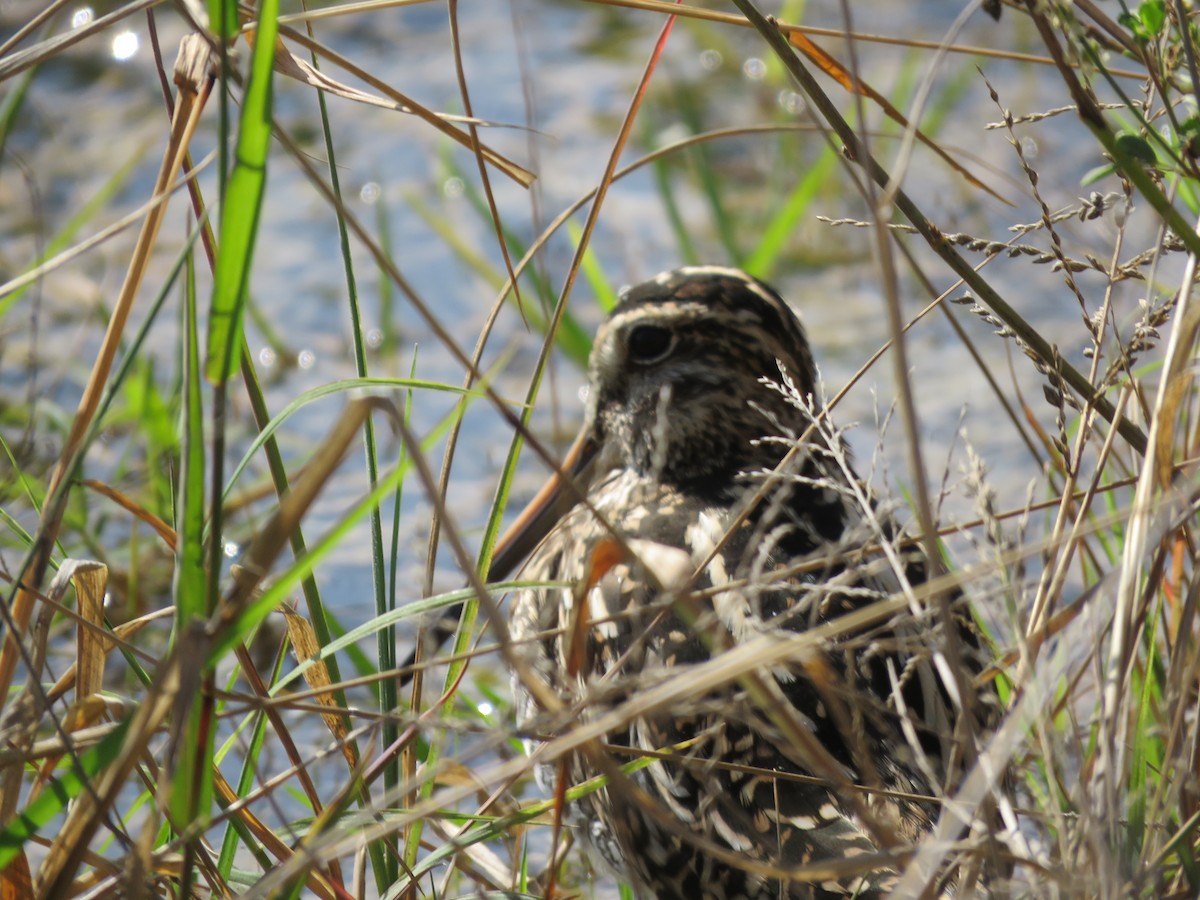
1 0 1199 896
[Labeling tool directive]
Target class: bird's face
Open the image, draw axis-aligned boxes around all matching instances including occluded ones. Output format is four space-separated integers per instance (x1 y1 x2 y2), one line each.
584 267 819 493
487 268 821 579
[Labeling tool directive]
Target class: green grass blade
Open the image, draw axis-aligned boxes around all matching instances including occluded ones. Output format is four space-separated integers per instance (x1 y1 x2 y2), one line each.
742 143 837 280
272 580 562 693
206 409 468 663
170 246 214 855
207 0 239 41
308 17 392 886
205 0 279 385
568 220 618 312
219 376 487 508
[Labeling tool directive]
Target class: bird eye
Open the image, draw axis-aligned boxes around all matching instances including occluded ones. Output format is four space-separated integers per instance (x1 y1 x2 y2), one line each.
626 324 674 364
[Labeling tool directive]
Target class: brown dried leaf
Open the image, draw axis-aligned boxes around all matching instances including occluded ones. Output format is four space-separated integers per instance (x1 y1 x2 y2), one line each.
46 608 172 705
36 645 189 895
0 850 31 900
283 610 356 768
72 562 109 703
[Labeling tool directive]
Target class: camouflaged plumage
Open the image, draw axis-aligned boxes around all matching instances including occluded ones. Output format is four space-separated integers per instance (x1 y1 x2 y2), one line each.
508 267 995 899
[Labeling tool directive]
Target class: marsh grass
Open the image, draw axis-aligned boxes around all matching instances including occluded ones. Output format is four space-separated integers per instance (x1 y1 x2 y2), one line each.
1 0 1199 896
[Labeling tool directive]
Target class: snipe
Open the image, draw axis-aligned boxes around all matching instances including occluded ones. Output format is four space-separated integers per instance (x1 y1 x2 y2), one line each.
499 267 993 899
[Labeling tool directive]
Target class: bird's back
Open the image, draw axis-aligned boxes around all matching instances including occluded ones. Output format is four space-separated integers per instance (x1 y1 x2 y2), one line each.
512 461 980 899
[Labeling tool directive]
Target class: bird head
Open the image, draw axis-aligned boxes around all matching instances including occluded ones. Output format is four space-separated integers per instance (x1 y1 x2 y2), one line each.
585 266 820 494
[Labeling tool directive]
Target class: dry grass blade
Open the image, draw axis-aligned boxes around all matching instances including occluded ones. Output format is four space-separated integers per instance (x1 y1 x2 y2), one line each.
556 0 1147 75
11 0 1200 893
70 562 108 718
0 561 114 823
283 610 358 768
35 639 198 896
0 0 158 81
268 33 496 127
209 769 340 899
81 480 177 550
786 29 1010 205
211 396 390 636
735 0 1148 455
0 156 213 303
44 610 173 705
1100 212 1200 840
0 35 213 720
271 24 535 187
